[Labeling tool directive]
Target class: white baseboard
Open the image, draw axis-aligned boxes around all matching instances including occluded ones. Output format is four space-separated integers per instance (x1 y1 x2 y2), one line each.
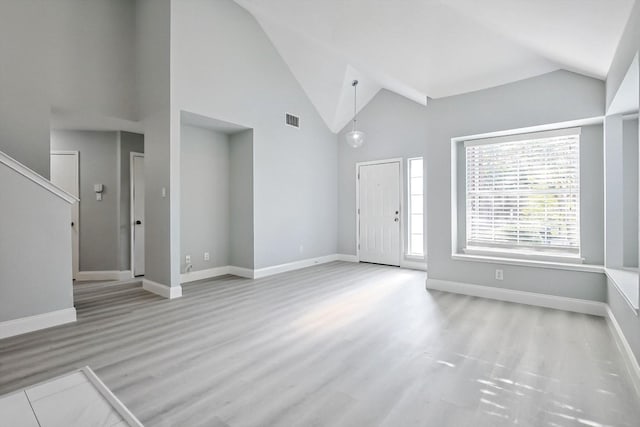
400 259 427 271
0 308 76 340
143 279 182 299
178 254 425 284
606 307 640 399
228 266 254 279
76 270 132 282
180 266 256 283
426 278 607 317
337 254 359 263
181 266 231 283
253 254 339 279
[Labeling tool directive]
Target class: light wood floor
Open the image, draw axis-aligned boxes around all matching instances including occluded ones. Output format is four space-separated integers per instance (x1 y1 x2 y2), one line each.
1 262 638 426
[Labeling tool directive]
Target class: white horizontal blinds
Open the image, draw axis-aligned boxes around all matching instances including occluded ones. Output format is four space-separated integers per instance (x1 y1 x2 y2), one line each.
465 128 580 254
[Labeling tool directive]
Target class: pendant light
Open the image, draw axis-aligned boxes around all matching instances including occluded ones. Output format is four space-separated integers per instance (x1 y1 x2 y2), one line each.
345 80 365 148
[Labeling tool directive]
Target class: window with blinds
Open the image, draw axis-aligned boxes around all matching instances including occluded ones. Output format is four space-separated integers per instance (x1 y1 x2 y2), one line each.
465 128 581 256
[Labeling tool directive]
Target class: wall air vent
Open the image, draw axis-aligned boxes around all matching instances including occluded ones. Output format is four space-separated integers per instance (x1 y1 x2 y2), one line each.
285 113 300 128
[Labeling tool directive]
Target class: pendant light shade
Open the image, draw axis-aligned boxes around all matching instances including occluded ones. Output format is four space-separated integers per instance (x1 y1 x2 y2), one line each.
345 80 365 148
345 130 366 148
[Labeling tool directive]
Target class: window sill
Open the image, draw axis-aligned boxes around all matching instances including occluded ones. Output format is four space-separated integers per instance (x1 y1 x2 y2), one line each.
605 268 639 314
463 247 584 264
451 253 604 274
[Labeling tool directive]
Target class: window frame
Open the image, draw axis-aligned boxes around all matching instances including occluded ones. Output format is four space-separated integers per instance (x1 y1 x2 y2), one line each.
452 126 585 265
407 157 425 258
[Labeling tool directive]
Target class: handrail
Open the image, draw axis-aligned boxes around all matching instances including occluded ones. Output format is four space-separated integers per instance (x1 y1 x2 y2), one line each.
0 150 78 204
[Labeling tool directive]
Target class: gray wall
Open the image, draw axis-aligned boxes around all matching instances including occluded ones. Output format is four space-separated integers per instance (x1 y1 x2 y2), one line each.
51 131 120 272
337 89 429 258
171 0 338 270
453 124 604 265
119 132 145 271
181 125 230 272
229 129 255 269
623 118 639 268
0 0 137 178
425 70 607 301
606 1 640 110
0 165 73 321
0 1 49 177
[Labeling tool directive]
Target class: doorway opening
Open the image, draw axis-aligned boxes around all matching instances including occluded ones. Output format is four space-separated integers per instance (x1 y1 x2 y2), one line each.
50 130 145 283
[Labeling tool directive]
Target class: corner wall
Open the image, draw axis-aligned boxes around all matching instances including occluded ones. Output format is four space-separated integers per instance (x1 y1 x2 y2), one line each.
229 129 255 269
136 0 175 288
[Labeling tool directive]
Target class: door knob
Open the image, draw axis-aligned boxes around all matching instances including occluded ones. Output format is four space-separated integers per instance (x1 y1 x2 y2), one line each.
71 222 74 227
394 218 399 222
136 220 142 225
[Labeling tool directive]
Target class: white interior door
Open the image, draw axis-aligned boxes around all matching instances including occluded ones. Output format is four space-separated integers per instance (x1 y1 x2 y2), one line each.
131 154 145 276
358 161 401 266
50 152 79 279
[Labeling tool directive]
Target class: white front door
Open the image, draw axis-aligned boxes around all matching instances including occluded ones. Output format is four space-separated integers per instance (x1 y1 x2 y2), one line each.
131 154 145 276
358 161 401 266
50 151 80 279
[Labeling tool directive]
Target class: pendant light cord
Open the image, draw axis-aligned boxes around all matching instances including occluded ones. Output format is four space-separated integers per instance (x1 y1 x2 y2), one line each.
352 80 358 132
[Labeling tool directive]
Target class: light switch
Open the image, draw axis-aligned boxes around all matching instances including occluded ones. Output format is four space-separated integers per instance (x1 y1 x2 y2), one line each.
162 187 167 198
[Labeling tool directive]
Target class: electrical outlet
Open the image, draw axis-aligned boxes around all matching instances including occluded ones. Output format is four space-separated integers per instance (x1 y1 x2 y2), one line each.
495 269 503 281
204 252 210 261
185 255 191 264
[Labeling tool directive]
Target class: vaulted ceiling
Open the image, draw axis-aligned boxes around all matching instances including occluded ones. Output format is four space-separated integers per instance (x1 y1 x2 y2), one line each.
234 0 635 132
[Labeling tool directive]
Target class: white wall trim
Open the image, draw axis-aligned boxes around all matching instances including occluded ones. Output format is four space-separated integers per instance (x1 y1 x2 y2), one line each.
426 278 607 317
0 308 76 340
143 279 182 299
0 150 78 204
76 270 133 282
253 254 339 279
337 254 359 263
606 306 640 399
400 259 427 271
181 266 231 283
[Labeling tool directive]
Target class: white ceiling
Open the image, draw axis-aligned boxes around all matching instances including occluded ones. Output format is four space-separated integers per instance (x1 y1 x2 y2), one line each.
234 0 635 133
